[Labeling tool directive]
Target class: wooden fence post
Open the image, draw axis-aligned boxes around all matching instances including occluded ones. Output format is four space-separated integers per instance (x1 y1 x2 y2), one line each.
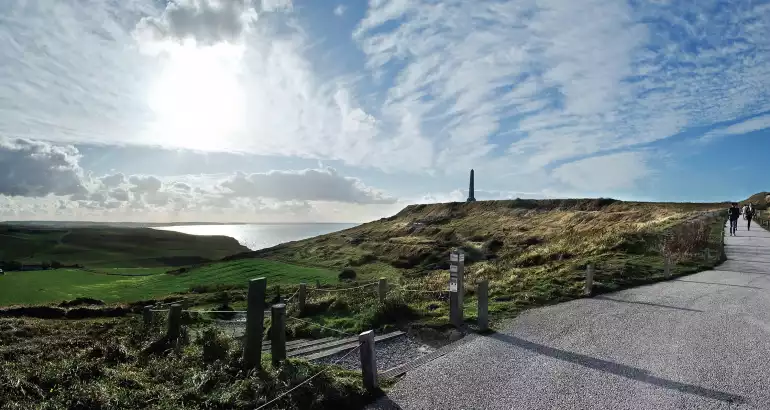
298 283 307 315
271 304 287 366
584 264 595 296
359 330 378 391
477 280 488 332
167 304 182 342
664 255 672 277
243 277 267 369
378 278 387 303
143 305 153 328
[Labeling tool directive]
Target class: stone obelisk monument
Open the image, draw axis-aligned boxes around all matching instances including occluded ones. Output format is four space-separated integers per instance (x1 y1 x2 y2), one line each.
467 169 476 202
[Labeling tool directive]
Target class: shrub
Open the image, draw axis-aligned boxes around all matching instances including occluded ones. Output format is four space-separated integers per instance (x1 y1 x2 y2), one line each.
338 268 356 281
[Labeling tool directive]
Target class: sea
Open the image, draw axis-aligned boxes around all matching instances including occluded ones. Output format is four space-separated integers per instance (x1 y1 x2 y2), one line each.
154 223 358 251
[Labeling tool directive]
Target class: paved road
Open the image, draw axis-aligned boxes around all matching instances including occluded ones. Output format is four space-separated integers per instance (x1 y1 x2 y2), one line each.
372 217 770 410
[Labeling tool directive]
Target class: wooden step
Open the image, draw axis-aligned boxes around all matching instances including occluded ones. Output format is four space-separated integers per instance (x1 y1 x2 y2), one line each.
292 331 405 359
262 337 337 351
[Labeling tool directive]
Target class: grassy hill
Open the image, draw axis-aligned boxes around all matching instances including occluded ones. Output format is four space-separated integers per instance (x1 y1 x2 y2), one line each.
192 199 727 332
743 192 770 209
0 224 249 268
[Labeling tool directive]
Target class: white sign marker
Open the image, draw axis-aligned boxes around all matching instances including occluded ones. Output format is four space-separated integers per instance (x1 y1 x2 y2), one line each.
449 278 458 292
450 253 458 262
450 265 458 273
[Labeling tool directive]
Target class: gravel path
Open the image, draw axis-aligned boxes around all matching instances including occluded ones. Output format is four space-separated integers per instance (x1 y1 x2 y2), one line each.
315 334 436 372
370 218 770 410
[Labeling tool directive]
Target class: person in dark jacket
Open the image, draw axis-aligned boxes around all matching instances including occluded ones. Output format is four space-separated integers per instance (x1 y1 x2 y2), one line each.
728 202 741 236
746 203 755 231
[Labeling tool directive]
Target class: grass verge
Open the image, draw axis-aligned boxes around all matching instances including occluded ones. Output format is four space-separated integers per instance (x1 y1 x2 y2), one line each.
0 316 383 409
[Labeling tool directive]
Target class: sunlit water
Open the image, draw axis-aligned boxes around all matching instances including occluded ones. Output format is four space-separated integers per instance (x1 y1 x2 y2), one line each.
154 223 358 251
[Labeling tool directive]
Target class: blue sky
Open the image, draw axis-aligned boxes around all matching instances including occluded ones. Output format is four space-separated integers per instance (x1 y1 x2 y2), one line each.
0 0 769 222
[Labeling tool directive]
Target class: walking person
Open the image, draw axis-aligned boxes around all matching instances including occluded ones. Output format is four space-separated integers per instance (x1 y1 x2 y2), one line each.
729 202 741 236
746 203 755 231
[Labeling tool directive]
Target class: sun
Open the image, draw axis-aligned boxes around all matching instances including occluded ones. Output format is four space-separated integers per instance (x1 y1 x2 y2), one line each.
146 42 247 151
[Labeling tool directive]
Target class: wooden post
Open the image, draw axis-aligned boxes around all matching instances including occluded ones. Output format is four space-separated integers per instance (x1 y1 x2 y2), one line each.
449 250 465 327
271 304 287 366
143 305 152 328
705 248 711 261
167 304 182 342
477 280 488 332
664 255 672 277
584 264 594 296
378 278 387 303
359 330 378 391
243 277 267 369
298 283 307 315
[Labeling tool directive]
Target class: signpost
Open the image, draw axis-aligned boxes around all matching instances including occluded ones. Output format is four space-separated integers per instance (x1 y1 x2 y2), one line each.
449 249 465 327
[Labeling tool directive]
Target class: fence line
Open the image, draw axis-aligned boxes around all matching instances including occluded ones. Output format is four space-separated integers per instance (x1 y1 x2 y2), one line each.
254 343 364 410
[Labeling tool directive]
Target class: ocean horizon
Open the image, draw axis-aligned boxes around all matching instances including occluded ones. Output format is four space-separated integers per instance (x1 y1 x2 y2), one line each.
154 223 359 251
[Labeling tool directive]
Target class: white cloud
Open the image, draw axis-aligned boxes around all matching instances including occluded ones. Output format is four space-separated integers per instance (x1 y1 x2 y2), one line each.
353 0 770 175
218 168 397 204
3 0 770 196
700 114 770 142
133 0 259 47
0 139 398 221
334 5 346 16
261 0 293 13
0 138 87 197
551 152 652 192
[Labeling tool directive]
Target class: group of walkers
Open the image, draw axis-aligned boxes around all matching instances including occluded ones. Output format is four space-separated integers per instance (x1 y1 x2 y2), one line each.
728 202 757 236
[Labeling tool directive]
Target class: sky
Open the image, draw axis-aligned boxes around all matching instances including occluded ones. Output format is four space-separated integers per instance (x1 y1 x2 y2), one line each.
1 0 769 223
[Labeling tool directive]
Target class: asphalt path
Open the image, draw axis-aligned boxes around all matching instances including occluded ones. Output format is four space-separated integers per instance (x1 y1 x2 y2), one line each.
371 217 770 410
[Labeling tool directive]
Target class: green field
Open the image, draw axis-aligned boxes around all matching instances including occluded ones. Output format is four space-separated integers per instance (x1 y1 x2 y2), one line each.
0 259 337 306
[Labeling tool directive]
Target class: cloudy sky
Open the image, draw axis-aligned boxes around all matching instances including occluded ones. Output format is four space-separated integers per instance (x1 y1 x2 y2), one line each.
1 0 769 223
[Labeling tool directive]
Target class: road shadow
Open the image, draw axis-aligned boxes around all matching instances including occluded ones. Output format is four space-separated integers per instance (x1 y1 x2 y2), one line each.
367 396 405 410
490 333 744 404
673 279 764 290
594 296 703 313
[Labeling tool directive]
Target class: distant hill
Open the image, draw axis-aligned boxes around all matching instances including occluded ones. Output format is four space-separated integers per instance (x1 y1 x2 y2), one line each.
0 224 249 268
743 192 770 209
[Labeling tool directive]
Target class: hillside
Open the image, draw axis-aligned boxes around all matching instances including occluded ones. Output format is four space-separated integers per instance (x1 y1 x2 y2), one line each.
744 192 770 208
0 224 249 268
221 199 726 310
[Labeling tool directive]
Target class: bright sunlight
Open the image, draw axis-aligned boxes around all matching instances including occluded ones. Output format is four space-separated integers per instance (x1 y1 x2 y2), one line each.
146 42 247 151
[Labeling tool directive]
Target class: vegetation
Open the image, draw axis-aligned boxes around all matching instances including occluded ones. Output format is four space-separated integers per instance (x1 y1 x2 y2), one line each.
0 259 337 307
0 224 248 268
0 316 379 409
217 199 728 334
743 191 770 209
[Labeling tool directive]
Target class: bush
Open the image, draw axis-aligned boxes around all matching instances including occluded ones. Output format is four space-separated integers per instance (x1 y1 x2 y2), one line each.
338 268 356 281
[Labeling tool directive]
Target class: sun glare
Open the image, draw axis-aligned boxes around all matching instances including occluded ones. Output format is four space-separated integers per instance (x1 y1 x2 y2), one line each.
147 42 247 151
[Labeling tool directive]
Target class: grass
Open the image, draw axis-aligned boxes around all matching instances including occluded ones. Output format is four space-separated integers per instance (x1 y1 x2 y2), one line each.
0 316 381 409
227 199 729 336
0 259 337 306
0 224 248 268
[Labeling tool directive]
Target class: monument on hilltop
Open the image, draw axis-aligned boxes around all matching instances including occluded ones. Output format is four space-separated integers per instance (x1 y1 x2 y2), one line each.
467 169 476 202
